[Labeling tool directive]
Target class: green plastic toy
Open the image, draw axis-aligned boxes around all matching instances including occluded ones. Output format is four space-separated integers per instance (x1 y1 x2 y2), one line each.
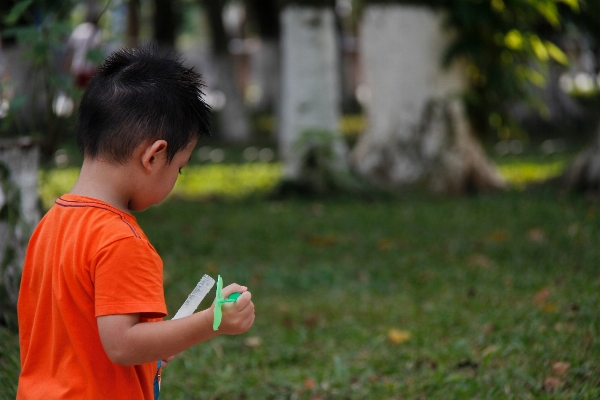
213 275 241 331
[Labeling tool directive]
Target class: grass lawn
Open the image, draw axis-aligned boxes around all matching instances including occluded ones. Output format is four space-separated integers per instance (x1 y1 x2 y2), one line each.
2 158 599 399
142 191 599 399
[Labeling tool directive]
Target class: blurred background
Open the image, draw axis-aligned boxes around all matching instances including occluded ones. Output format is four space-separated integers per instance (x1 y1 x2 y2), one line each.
1 0 600 398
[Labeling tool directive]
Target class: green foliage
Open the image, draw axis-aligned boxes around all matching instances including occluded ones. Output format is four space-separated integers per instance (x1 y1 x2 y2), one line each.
3 0 34 26
437 0 579 140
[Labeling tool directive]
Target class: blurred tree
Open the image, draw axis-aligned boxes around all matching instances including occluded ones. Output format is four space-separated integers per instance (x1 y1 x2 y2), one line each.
245 0 281 114
0 141 40 314
351 3 506 193
201 0 251 143
278 0 359 194
1 0 78 159
563 124 600 192
153 0 179 48
439 0 579 142
126 0 141 47
560 1 600 192
351 0 578 143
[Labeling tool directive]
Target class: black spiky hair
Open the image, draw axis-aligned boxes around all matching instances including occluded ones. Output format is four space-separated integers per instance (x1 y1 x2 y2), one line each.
76 43 212 164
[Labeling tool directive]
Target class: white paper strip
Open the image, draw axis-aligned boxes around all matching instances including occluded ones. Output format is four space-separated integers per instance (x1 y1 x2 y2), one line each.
172 275 215 320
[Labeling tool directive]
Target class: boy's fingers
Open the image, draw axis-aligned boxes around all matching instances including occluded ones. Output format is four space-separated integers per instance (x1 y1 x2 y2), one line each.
222 293 252 313
238 301 254 321
161 355 175 368
234 291 252 308
221 283 247 298
242 313 255 331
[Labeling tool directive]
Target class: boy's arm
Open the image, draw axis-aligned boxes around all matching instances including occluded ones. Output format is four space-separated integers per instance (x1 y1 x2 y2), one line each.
97 283 254 366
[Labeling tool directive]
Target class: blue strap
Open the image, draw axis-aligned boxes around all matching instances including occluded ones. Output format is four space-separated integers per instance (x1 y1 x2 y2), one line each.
153 360 162 400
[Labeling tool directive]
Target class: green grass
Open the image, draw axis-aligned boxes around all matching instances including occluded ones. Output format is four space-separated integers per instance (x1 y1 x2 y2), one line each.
37 163 284 209
37 154 571 209
494 153 573 189
3 155 600 399
136 192 599 399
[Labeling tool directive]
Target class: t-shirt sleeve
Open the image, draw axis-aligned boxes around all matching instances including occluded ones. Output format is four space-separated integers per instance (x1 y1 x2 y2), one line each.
93 237 167 319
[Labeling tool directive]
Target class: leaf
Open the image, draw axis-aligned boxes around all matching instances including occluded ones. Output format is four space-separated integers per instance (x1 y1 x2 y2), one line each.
552 361 570 376
535 1 560 28
545 41 569 65
533 287 551 306
527 228 545 243
388 329 411 344
303 377 317 390
504 30 524 50
557 0 579 12
529 35 549 61
526 68 547 87
305 235 337 247
303 313 321 328
3 0 33 26
469 253 492 268
543 376 562 391
487 230 509 243
491 0 505 12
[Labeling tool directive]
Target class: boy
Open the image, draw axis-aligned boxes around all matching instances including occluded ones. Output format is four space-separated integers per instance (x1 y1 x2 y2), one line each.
17 44 255 399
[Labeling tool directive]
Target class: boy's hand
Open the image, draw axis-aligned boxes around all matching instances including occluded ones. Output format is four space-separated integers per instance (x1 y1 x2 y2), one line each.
214 283 255 335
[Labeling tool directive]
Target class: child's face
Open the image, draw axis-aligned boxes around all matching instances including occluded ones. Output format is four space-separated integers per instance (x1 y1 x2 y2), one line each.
130 139 197 211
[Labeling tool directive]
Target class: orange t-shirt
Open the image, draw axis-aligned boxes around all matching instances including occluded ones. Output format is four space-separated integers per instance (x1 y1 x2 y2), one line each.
17 195 167 399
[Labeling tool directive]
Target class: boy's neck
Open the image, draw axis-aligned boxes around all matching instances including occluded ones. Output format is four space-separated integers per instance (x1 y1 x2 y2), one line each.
70 158 136 213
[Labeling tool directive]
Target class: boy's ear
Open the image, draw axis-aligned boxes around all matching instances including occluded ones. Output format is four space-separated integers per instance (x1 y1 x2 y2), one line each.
141 140 168 173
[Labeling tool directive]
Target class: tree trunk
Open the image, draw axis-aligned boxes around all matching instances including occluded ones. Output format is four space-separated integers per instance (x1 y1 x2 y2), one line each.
351 5 506 194
126 0 140 48
153 0 178 49
246 0 281 113
249 39 280 113
562 124 600 193
203 0 251 143
0 45 46 138
0 138 40 307
212 55 252 143
279 6 351 189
